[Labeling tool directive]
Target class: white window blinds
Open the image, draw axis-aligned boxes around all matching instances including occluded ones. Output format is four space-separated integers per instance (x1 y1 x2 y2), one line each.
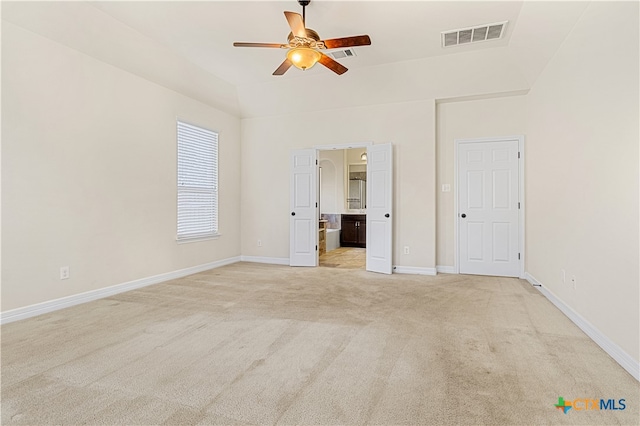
177 121 218 240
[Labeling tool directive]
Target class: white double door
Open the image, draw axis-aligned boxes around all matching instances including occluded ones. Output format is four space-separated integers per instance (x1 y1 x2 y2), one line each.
458 138 522 277
289 144 393 274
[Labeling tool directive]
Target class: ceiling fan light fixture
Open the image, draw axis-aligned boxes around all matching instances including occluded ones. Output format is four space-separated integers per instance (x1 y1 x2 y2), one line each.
233 1 370 76
287 47 321 70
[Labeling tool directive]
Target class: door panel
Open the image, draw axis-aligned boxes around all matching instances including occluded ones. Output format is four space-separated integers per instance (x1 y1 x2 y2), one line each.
294 220 313 254
366 143 393 274
467 171 484 209
458 140 519 277
467 222 484 261
290 149 317 266
369 170 387 208
368 220 386 259
492 170 511 209
294 174 311 207
492 222 510 261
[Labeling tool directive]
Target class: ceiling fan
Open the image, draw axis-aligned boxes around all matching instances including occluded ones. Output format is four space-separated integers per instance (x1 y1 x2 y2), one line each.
233 0 371 76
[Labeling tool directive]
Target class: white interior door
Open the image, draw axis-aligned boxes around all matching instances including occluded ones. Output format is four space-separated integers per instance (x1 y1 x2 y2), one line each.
290 149 317 267
458 139 520 277
366 143 393 274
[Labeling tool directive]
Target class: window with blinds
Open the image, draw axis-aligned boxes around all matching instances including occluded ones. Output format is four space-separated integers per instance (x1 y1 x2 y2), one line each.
177 120 218 241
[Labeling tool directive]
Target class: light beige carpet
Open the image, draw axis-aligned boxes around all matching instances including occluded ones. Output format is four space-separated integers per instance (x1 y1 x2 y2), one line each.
1 263 638 425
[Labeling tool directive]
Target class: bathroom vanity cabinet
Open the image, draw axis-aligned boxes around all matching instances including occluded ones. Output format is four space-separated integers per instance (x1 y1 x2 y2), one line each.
341 214 366 248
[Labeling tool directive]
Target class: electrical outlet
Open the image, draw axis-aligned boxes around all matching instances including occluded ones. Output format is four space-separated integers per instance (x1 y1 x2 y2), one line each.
60 266 70 280
404 246 410 255
442 184 451 192
570 275 577 290
561 269 566 284
257 240 262 247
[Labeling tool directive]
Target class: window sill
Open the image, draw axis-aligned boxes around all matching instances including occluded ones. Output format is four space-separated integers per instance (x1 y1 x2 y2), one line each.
176 234 221 244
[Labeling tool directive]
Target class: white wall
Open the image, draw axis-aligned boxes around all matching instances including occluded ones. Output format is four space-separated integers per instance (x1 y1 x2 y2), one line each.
319 150 344 214
238 47 530 118
241 100 436 270
436 96 527 268
1 1 240 116
1 23 241 311
526 2 639 363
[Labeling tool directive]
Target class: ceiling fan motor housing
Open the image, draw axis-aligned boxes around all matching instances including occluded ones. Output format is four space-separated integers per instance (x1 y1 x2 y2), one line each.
298 0 311 6
287 28 320 44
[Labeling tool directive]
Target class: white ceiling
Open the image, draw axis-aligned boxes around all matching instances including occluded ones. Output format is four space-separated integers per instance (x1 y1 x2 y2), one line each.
1 1 590 117
91 0 524 86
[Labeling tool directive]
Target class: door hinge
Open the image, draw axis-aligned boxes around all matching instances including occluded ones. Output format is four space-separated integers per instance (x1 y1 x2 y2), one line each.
316 159 318 165
316 202 318 207
518 253 521 260
518 152 521 159
518 202 520 209
316 245 318 251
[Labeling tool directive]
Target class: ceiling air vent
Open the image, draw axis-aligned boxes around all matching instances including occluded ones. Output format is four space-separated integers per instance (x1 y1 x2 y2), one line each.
328 48 357 60
441 21 508 48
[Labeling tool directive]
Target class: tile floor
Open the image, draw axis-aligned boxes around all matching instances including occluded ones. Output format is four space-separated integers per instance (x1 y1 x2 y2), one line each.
319 247 366 269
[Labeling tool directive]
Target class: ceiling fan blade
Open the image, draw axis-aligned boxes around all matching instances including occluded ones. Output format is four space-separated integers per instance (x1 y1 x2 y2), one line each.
318 53 348 75
284 11 307 38
273 59 293 76
233 42 287 48
321 35 371 49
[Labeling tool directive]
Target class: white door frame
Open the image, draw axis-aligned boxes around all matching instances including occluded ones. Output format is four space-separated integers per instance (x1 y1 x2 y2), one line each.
454 135 525 278
313 142 373 151
313 142 393 274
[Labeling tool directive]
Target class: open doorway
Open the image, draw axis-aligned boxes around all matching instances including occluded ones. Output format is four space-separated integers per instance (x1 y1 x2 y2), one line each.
289 143 392 273
318 147 368 269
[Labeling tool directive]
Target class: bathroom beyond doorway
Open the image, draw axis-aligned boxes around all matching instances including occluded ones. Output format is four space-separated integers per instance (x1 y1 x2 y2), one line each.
319 147 368 268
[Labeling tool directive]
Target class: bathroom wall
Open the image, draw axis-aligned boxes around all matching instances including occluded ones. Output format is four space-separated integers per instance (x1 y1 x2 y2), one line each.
319 150 344 215
346 148 367 169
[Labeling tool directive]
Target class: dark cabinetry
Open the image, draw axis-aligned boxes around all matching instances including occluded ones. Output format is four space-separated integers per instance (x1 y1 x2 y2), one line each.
341 214 366 248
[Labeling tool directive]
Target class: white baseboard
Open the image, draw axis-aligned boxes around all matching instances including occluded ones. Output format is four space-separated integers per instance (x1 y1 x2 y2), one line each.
0 256 241 325
436 265 456 274
240 256 290 265
524 272 543 286
525 272 639 382
393 266 437 276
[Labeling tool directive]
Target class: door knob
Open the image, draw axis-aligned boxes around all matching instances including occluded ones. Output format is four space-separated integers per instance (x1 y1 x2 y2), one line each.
461 213 466 218
291 212 296 216
385 213 390 218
